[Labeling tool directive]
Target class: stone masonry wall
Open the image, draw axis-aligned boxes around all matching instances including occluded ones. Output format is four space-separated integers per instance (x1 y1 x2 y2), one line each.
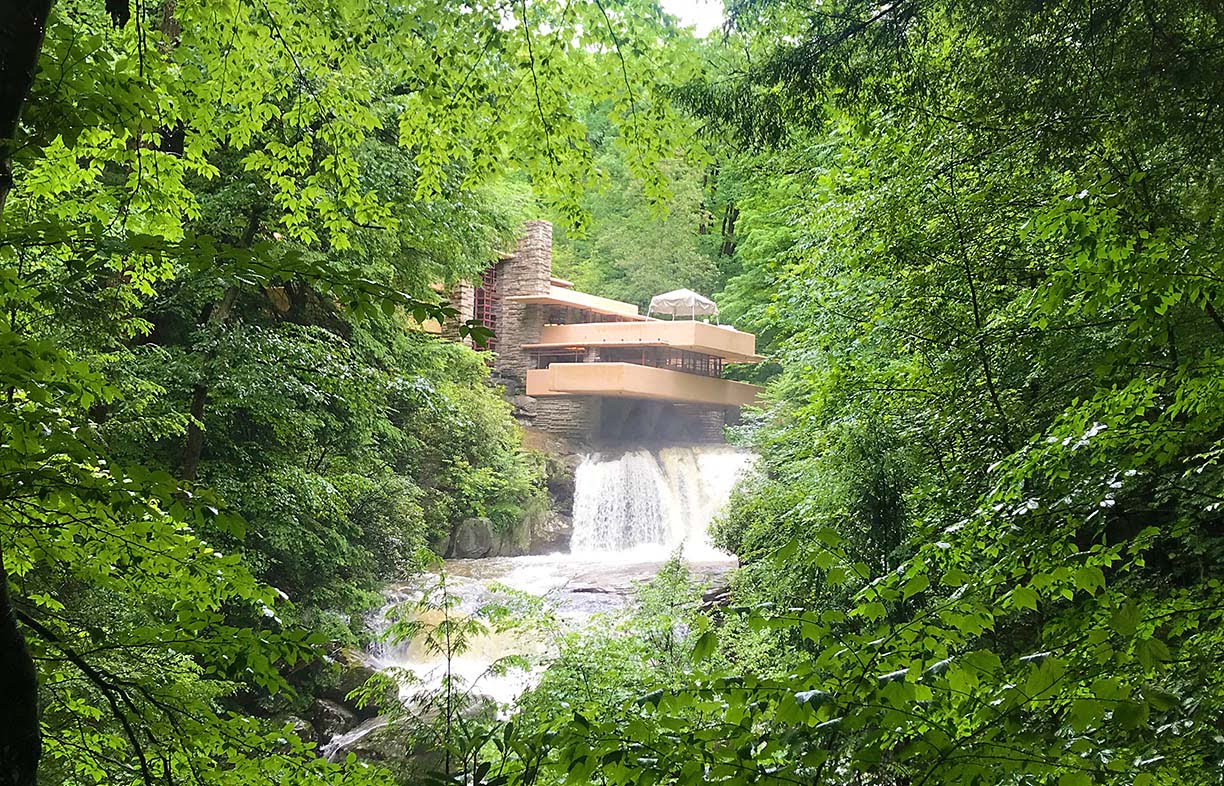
445 220 732 444
668 403 728 443
533 396 603 443
442 281 475 343
493 220 553 385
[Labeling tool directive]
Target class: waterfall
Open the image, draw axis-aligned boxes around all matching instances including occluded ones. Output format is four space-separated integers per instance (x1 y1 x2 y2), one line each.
321 445 751 760
570 446 754 556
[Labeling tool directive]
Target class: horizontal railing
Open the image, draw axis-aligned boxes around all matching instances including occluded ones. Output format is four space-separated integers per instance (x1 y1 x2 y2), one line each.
526 362 762 407
529 320 761 363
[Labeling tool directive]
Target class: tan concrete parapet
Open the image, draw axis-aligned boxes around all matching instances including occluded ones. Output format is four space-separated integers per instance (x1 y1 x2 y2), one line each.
526 362 762 407
506 286 651 320
527 320 763 364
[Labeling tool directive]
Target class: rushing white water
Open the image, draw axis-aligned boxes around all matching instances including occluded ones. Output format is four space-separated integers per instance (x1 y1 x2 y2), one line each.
571 446 754 557
325 445 753 759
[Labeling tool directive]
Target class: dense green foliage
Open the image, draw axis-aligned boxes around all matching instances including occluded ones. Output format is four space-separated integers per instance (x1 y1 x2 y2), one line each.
550 120 723 312
0 1 696 784
7 0 1224 784
506 1 1224 785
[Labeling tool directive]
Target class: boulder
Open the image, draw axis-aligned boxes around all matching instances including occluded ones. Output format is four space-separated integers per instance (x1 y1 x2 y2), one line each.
332 698 498 777
310 698 357 742
341 719 444 780
702 585 732 608
287 715 316 744
494 523 530 557
511 394 538 417
700 581 736 624
320 652 383 719
526 510 573 554
427 530 450 555
343 720 411 762
450 517 495 558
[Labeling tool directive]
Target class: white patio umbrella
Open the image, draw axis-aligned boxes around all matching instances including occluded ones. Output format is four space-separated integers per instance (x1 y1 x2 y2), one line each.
647 288 719 321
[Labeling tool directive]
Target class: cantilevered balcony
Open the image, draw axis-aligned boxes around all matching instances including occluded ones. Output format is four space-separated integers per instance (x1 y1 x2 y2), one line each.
505 286 652 321
527 362 762 407
526 320 763 364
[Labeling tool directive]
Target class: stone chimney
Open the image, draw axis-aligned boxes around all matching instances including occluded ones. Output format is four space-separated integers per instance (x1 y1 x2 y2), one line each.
505 220 552 297
494 221 553 383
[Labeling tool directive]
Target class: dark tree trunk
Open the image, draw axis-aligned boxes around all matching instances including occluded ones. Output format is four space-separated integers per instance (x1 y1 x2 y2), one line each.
0 2 53 782
179 204 261 481
0 547 40 786
180 285 239 481
719 203 739 258
180 380 210 482
0 0 53 224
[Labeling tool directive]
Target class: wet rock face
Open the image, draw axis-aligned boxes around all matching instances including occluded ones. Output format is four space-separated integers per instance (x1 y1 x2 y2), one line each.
448 517 541 558
517 450 579 554
320 652 382 720
310 698 357 742
439 425 583 560
325 697 499 780
525 510 573 554
343 722 430 773
287 715 316 744
545 452 579 510
450 517 496 558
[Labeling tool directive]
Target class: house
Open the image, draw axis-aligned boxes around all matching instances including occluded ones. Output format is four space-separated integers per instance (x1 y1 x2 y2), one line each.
443 221 762 443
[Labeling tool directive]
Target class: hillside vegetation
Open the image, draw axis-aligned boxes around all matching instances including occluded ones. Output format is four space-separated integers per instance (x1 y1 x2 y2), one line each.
2 1 1222 786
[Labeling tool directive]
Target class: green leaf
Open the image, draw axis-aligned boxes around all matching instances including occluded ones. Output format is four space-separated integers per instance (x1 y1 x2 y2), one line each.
1074 565 1106 594
691 629 717 662
1136 638 1171 669
1141 685 1180 711
857 601 886 621
1110 599 1140 637
1113 699 1150 729
941 568 972 587
1011 585 1039 611
901 574 930 600
1069 698 1104 732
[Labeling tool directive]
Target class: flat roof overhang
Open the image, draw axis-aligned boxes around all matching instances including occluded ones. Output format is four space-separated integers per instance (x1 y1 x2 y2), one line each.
527 362 762 407
525 321 764 364
506 286 652 321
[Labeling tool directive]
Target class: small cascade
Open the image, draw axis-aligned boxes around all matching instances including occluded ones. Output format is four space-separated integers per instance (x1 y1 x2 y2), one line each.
322 445 753 762
365 581 550 710
570 446 754 557
320 716 388 762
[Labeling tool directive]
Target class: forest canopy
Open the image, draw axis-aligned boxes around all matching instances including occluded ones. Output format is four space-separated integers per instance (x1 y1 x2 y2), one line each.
0 0 696 784
3 0 1223 785
527 1 1224 785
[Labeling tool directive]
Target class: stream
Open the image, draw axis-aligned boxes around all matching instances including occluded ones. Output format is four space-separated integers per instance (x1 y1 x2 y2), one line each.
324 445 753 759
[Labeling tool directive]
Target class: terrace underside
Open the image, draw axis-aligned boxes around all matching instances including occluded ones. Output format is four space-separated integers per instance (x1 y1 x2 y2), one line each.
525 320 762 364
506 286 651 321
526 362 762 407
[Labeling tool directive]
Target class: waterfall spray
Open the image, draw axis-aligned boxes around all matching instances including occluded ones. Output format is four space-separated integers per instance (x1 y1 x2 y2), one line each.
324 446 752 760
570 446 754 557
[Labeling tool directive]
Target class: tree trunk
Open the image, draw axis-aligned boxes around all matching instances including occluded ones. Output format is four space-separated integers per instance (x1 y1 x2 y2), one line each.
0 546 40 786
179 204 261 481
719 203 739 258
0 0 53 224
0 3 53 782
180 285 239 481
